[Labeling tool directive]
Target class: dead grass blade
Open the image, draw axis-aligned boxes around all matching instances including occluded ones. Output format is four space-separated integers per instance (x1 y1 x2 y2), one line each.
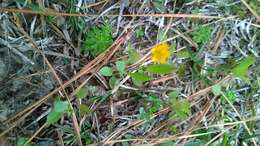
0 8 226 19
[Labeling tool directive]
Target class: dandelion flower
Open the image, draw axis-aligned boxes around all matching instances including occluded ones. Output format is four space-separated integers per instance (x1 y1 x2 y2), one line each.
151 43 171 64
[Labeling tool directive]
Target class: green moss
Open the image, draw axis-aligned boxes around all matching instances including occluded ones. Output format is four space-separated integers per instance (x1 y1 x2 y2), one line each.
82 24 113 57
192 26 212 45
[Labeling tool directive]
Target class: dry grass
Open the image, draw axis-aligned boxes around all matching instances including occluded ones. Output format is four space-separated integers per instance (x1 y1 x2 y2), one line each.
0 0 259 146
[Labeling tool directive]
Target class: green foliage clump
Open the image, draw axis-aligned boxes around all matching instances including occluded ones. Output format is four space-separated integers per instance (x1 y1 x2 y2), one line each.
167 91 191 120
221 90 237 104
192 26 212 45
47 100 70 124
249 0 260 14
137 95 164 125
82 24 113 57
98 60 126 88
231 6 247 18
66 0 85 30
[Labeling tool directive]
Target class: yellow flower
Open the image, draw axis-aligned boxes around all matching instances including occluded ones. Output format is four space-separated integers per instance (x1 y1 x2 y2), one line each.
151 42 171 64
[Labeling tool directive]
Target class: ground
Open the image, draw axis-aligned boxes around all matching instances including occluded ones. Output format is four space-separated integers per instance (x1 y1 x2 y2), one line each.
0 0 259 146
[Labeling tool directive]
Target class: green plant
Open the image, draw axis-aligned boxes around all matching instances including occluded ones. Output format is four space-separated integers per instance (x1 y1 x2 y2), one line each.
99 66 113 77
221 133 230 146
249 0 260 14
230 4 248 18
99 60 126 77
167 91 191 120
212 84 222 96
17 137 33 146
82 24 113 57
145 95 164 114
221 90 237 104
231 56 256 82
67 0 85 30
130 71 151 87
135 27 144 39
176 50 190 58
109 76 120 88
116 60 126 77
145 64 177 74
137 95 164 125
192 26 212 45
130 72 152 82
76 87 88 98
127 44 141 64
98 60 126 88
162 140 174 146
212 84 237 104
47 100 70 124
157 29 168 41
55 123 94 145
16 0 46 10
151 0 166 12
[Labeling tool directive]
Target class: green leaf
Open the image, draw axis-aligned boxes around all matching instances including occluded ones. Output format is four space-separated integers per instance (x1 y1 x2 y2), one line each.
122 141 130 146
184 140 204 146
176 50 190 58
135 27 144 38
146 95 163 104
130 73 152 82
168 91 179 99
221 133 229 146
127 44 141 64
132 77 144 87
116 60 126 76
221 90 237 104
157 29 167 41
162 140 174 146
152 0 166 12
76 87 88 98
17 137 33 146
169 98 191 120
54 100 69 113
79 104 90 115
99 66 113 76
231 56 256 82
109 76 120 88
47 111 63 124
169 125 178 133
176 109 187 120
170 43 176 52
137 107 148 120
47 100 69 124
181 100 191 114
212 84 222 96
145 64 177 74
